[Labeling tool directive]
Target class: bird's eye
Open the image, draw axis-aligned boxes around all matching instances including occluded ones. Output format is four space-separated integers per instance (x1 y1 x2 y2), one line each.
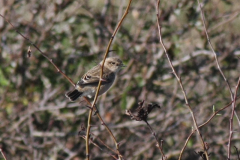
85 75 91 80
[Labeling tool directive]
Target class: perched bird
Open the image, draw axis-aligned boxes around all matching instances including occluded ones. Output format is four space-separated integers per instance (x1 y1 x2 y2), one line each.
66 57 124 101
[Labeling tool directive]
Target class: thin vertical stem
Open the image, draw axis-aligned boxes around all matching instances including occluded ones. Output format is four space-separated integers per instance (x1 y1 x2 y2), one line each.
156 1 209 159
227 77 240 159
196 0 240 158
145 120 167 159
85 1 132 159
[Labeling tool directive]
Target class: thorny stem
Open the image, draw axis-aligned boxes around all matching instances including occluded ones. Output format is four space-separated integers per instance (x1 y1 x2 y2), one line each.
85 0 132 159
156 0 209 159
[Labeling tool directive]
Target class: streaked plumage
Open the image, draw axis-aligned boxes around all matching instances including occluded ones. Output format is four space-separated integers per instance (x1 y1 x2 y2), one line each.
66 57 124 101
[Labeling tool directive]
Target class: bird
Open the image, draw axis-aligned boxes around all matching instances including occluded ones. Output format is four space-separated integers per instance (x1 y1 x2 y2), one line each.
65 57 124 101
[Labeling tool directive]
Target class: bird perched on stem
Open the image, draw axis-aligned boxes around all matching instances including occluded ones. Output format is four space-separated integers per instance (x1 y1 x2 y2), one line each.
66 57 124 101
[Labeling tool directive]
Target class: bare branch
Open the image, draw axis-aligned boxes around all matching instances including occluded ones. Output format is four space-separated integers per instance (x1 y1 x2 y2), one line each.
196 0 240 158
0 14 75 87
126 101 166 159
196 0 240 128
227 77 240 158
156 0 209 159
0 148 7 160
85 1 133 159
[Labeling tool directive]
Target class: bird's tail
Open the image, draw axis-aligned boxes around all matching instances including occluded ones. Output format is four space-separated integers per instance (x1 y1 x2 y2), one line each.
65 89 82 101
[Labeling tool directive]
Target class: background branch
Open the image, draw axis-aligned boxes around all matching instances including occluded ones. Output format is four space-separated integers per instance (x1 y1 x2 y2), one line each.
156 0 209 159
196 0 240 127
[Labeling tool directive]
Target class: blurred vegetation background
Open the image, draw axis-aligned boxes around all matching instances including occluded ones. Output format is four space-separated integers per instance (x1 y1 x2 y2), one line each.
0 0 240 159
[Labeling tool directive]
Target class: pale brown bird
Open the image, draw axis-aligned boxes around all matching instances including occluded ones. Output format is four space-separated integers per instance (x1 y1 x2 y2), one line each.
65 57 124 101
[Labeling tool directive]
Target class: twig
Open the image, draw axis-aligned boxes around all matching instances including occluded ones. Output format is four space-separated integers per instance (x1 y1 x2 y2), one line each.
227 76 240 159
145 120 167 159
196 0 240 158
79 134 103 152
85 1 132 159
0 14 75 87
156 0 209 159
208 11 240 32
178 131 194 160
125 101 166 159
234 146 240 160
178 99 234 159
196 0 240 128
0 148 7 160
83 97 122 159
90 132 119 155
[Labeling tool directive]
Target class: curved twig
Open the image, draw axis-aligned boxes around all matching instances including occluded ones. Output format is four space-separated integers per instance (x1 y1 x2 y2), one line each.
0 14 75 87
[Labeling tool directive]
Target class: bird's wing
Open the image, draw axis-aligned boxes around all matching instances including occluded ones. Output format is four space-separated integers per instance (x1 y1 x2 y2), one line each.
77 65 115 87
